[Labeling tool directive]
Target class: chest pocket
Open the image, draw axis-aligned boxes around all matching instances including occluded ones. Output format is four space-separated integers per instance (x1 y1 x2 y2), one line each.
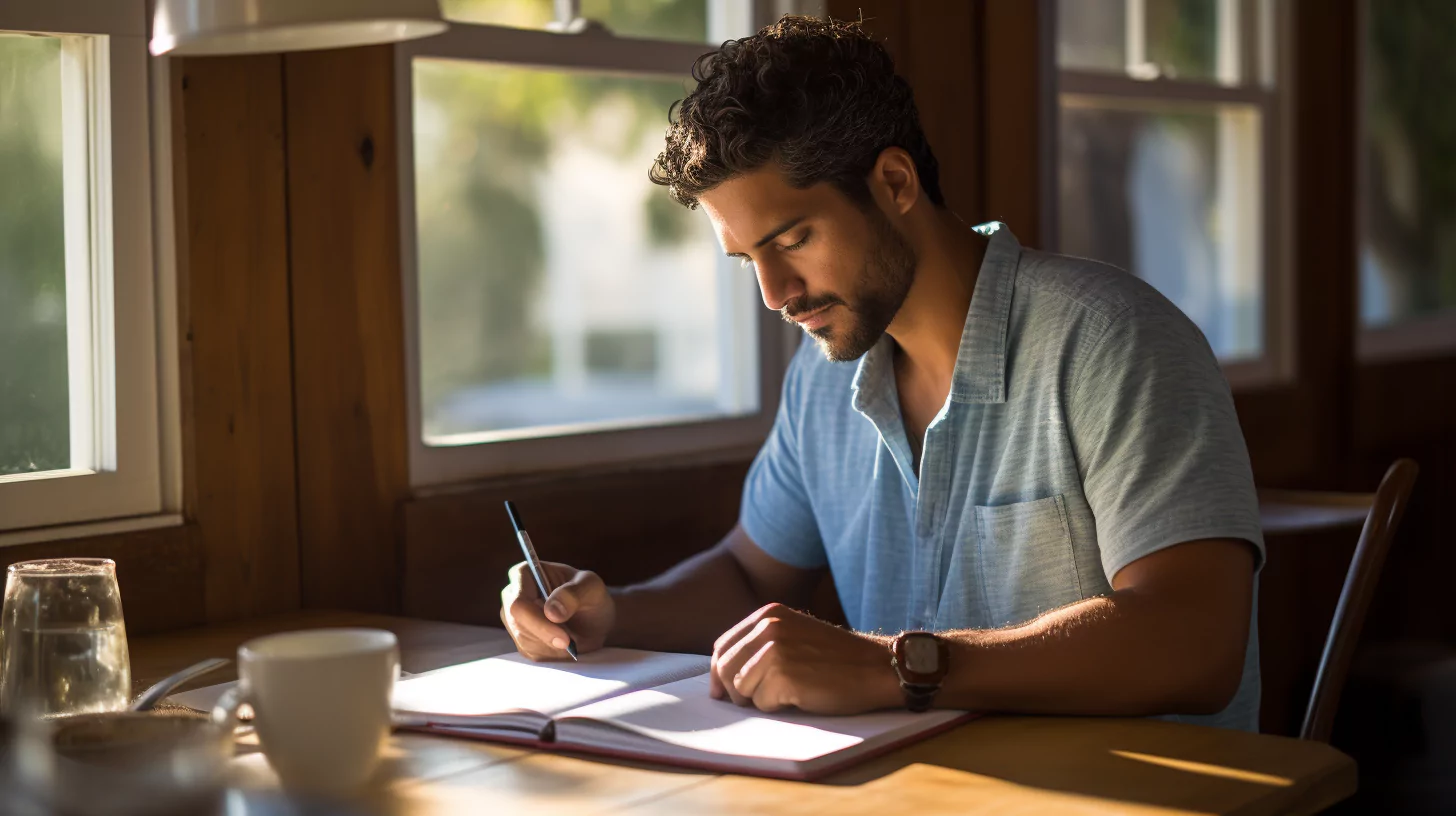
975 495 1083 627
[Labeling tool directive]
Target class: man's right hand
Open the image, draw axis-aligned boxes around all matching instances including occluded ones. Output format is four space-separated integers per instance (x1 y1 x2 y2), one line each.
500 561 615 661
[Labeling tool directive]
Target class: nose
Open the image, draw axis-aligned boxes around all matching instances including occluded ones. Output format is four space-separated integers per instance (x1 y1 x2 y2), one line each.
753 256 805 312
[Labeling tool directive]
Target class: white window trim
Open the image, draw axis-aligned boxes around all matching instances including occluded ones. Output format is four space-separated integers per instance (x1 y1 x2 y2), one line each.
395 3 808 488
1049 0 1292 389
0 0 179 538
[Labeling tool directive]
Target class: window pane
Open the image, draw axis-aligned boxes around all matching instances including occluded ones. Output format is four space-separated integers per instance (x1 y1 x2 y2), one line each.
0 34 69 475
1058 0 1226 83
1144 0 1220 81
412 59 757 442
441 0 708 43
1057 0 1126 73
1058 100 1264 360
1360 0 1456 328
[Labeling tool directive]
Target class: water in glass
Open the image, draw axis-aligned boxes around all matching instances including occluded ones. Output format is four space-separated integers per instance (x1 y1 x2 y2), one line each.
1 559 130 717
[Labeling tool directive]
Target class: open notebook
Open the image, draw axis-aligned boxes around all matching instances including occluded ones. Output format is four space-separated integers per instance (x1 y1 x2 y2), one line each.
390 648 972 780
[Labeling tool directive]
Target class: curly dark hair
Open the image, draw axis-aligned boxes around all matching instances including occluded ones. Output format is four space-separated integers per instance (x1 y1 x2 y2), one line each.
649 15 943 210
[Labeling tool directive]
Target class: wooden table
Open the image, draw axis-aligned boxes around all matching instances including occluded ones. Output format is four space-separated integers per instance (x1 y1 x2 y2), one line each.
130 611 1357 815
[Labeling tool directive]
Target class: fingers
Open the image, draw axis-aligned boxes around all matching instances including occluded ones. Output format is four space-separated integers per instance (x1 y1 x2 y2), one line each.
722 618 776 706
731 636 780 707
503 599 572 660
715 621 794 712
501 565 574 661
748 662 792 713
709 606 770 701
712 609 782 706
507 562 541 601
543 569 604 624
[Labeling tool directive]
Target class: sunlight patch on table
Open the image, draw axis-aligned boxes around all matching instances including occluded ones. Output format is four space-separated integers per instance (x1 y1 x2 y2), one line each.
1111 750 1294 787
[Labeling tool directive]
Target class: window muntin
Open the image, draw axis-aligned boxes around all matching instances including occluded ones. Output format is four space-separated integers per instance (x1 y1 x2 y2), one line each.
397 1 787 486
0 1 166 534
1054 0 1281 369
441 0 711 43
412 58 760 445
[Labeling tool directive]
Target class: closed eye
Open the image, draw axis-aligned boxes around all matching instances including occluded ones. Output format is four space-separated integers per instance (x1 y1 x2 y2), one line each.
780 231 810 252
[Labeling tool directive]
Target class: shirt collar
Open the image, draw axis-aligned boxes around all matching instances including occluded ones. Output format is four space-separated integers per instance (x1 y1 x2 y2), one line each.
850 221 1021 411
951 221 1020 404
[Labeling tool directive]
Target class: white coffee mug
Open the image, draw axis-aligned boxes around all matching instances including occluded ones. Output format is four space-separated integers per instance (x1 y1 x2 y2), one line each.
214 628 399 795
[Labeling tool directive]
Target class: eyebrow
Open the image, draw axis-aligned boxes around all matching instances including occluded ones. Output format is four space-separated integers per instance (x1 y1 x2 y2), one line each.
725 216 805 258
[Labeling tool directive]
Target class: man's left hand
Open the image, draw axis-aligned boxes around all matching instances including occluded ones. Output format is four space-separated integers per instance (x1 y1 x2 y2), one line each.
709 603 901 715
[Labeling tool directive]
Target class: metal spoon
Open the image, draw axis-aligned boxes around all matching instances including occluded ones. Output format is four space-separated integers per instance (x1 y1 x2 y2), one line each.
130 658 231 712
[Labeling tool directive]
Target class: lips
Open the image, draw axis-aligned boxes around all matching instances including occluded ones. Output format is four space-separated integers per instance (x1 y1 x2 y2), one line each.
790 304 834 330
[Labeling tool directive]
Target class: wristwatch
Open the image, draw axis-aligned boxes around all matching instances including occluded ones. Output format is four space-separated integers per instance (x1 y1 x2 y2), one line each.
891 631 950 712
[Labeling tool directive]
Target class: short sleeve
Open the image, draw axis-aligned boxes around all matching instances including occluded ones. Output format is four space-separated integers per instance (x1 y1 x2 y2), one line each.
739 344 827 569
1069 307 1265 581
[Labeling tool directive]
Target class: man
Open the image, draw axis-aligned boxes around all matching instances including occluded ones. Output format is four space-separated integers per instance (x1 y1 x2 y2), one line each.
501 16 1264 730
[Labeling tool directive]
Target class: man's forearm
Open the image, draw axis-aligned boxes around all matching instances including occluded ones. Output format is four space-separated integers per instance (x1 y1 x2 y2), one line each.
932 588 1248 717
606 543 766 654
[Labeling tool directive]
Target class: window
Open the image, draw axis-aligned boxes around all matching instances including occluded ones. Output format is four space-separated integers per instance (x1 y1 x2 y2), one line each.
1053 0 1284 375
1358 0 1456 359
398 0 797 486
0 1 169 534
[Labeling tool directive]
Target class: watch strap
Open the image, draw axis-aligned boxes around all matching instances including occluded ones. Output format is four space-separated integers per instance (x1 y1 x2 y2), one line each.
900 682 939 713
891 632 949 713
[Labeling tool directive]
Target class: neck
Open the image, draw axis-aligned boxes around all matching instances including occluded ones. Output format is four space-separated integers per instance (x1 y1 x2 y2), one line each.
885 208 987 388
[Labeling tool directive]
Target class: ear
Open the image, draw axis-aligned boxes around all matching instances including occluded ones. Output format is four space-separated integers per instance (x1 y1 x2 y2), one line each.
867 147 921 216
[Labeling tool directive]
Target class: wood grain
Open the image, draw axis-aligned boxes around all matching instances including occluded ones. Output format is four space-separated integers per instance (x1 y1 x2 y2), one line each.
129 612 1358 815
176 55 301 622
642 716 1355 816
979 0 1045 247
0 524 204 637
827 0 981 218
283 45 411 615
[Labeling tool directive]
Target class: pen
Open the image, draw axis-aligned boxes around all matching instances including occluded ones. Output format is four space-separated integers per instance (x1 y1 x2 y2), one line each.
504 500 578 660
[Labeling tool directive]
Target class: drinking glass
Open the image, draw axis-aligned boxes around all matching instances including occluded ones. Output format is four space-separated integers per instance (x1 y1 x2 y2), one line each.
0 559 131 717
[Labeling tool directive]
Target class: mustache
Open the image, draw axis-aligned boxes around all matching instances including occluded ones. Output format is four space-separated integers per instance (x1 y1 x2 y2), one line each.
780 294 846 324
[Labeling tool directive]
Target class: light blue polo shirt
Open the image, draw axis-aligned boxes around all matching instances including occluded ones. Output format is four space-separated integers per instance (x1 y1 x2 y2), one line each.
741 223 1265 731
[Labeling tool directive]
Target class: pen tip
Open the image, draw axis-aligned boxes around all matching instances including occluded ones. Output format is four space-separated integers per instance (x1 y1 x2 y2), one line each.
567 640 579 661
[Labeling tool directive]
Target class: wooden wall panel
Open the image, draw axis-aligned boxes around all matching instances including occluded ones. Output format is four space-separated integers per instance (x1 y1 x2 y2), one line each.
1354 361 1456 643
980 0 1044 247
831 0 1037 238
892 0 980 217
177 55 302 622
283 46 410 614
1233 0 1360 491
0 526 205 637
403 460 752 625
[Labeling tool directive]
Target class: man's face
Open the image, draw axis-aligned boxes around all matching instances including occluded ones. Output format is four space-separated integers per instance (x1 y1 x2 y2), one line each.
699 165 917 362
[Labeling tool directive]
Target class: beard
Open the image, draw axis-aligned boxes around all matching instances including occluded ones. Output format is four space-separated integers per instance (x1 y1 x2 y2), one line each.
781 207 917 362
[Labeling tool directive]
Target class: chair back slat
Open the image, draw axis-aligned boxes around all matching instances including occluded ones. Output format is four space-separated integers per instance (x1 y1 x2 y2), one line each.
1298 458 1420 742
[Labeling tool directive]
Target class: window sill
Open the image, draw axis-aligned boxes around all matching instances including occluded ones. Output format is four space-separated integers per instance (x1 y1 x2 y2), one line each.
0 513 185 549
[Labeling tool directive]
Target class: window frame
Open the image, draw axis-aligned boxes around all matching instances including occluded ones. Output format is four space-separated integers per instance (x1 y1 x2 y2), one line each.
1354 0 1456 363
1048 0 1293 389
0 0 177 536
395 3 801 489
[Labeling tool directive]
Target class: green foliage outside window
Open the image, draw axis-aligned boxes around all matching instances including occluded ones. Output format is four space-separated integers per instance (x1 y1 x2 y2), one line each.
0 35 69 476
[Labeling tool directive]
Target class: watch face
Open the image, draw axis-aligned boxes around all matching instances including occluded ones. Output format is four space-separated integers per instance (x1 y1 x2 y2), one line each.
903 635 940 673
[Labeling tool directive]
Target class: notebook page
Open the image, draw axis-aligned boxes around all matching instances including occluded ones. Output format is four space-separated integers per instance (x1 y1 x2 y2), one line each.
557 674 964 762
392 648 710 720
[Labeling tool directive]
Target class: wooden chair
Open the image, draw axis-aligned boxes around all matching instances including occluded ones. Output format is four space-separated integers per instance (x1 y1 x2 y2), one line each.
1257 458 1420 742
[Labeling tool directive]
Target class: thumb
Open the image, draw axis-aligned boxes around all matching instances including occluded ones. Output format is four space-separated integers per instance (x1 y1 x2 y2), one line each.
543 583 580 623
544 570 601 623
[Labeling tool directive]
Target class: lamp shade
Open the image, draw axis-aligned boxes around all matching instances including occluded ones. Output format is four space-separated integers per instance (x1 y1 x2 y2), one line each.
150 0 449 56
